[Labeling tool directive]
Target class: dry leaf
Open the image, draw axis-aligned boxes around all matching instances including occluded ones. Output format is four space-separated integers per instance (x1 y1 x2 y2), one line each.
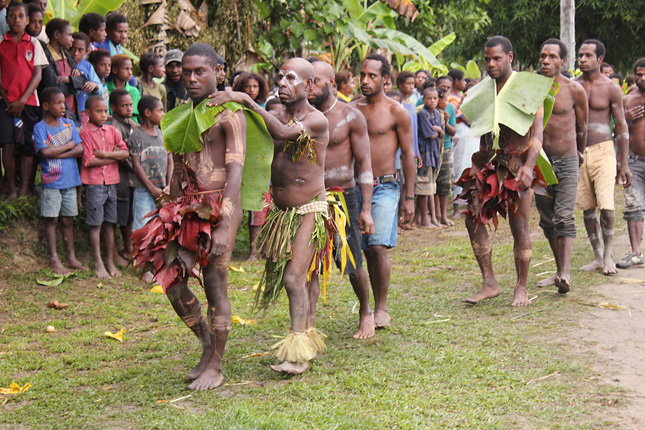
157 394 192 403
104 328 126 342
229 265 245 273
150 285 164 294
239 352 270 359
0 382 31 395
232 315 256 325
47 300 69 310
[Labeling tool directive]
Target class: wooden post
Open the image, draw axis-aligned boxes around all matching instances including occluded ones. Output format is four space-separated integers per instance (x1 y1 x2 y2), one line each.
560 0 576 72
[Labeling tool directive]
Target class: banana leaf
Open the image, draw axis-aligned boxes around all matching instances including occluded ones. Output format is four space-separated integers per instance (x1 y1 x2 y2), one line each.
161 100 273 211
46 0 125 27
465 60 481 80
534 82 562 186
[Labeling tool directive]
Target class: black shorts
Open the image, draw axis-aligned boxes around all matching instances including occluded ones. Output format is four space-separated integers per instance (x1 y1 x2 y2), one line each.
0 100 40 156
333 186 363 275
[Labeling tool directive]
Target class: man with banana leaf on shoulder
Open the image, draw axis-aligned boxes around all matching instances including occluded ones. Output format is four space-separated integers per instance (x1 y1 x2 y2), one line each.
210 58 334 375
456 35 556 307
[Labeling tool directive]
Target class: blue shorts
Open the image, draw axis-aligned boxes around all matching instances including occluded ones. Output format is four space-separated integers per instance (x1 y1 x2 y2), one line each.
358 181 400 250
85 184 117 226
40 187 78 218
132 187 157 231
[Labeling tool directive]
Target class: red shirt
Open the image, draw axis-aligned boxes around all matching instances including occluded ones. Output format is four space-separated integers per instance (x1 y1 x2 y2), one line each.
80 122 128 185
0 32 46 105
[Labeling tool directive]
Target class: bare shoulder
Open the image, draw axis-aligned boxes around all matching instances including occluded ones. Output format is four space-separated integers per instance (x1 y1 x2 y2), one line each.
624 91 642 107
566 78 587 99
387 97 409 120
350 96 367 110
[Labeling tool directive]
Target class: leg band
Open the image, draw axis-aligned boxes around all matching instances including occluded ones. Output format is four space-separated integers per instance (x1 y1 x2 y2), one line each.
516 249 533 260
601 227 614 236
208 311 231 334
583 211 597 220
472 242 492 256
589 234 599 242
181 311 204 328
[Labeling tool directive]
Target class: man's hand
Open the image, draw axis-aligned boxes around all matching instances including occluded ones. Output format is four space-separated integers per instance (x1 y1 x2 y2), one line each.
617 163 633 188
625 104 644 123
93 149 105 158
358 210 375 236
7 99 26 116
515 165 534 191
82 81 99 93
416 156 423 168
150 186 163 199
401 199 414 222
209 225 228 257
71 69 81 78
207 91 251 108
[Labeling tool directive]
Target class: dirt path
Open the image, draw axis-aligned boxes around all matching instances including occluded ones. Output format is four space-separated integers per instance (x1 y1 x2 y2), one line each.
572 234 645 429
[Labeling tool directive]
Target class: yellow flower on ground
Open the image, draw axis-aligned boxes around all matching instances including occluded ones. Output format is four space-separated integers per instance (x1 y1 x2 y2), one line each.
104 328 126 342
0 382 31 395
232 315 257 325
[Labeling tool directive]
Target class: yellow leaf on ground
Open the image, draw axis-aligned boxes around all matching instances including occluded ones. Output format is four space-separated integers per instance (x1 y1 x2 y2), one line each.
239 352 270 359
229 265 245 273
150 285 164 294
104 328 126 342
232 315 257 325
0 382 31 395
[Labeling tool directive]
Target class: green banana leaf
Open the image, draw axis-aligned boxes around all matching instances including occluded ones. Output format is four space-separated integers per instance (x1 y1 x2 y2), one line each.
535 82 562 186
542 83 560 129
161 100 273 211
465 60 481 80
46 0 125 27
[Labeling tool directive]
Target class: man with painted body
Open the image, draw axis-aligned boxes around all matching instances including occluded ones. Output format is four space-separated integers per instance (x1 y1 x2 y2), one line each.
458 36 544 306
307 60 376 339
535 38 588 293
574 39 632 274
617 58 645 269
165 44 247 390
210 58 329 374
351 54 416 327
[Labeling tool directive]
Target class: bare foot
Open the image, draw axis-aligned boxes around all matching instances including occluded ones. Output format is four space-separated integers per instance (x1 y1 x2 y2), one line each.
94 262 111 280
580 258 603 271
536 274 556 288
353 312 375 339
142 271 155 284
67 257 88 271
270 361 309 374
603 257 617 275
511 285 530 306
186 348 213 381
105 263 121 277
245 253 257 262
122 251 133 260
50 258 70 275
373 308 391 328
463 284 501 304
187 368 223 390
441 218 455 226
113 253 128 267
401 223 417 231
555 276 570 294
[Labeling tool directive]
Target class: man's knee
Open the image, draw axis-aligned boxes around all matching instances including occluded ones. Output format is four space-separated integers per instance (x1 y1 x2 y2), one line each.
583 209 597 220
283 269 306 291
207 309 231 334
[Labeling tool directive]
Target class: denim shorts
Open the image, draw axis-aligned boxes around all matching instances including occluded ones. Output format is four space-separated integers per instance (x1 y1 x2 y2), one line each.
40 187 78 218
624 155 645 222
358 181 400 250
132 187 157 231
85 184 117 226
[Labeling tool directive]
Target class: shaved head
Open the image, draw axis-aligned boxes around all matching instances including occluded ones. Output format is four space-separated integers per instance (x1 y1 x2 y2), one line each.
312 61 335 80
283 57 315 81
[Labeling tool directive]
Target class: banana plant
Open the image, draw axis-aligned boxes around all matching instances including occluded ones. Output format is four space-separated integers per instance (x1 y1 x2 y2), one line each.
401 32 456 75
46 0 126 28
450 60 482 80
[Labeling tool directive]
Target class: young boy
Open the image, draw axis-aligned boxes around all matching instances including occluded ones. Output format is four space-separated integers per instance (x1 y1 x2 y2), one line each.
415 86 444 228
129 95 171 231
435 87 456 226
70 32 101 128
0 2 47 200
33 87 86 274
42 18 89 124
87 49 110 103
107 89 137 263
107 54 141 122
139 52 167 110
93 12 127 56
80 96 129 279
78 12 106 50
25 3 42 41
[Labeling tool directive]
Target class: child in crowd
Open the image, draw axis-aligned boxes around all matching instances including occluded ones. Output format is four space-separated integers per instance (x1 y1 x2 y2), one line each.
415 86 444 228
87 49 111 103
0 2 47 199
22 0 47 42
25 3 43 41
0 0 9 37
386 90 402 103
42 18 89 124
70 32 101 128
33 87 86 274
107 54 141 122
78 12 106 50
93 12 127 56
139 52 167 110
80 96 129 279
107 89 137 263
435 87 456 226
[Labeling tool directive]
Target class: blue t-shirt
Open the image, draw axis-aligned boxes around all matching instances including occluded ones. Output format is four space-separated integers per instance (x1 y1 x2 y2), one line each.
75 59 102 112
443 103 456 150
33 118 82 189
401 99 419 157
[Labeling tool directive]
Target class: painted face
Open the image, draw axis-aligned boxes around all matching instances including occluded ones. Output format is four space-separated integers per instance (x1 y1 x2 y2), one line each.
45 93 67 119
360 59 385 96
415 71 429 90
423 90 439 110
578 44 601 73
108 22 128 46
88 100 109 126
57 25 73 50
277 68 305 105
113 59 133 83
70 38 87 65
484 45 512 80
166 61 182 83
635 67 645 91
111 94 133 119
26 11 43 37
400 77 415 97
539 44 564 78
7 6 28 34
243 78 260 101
89 22 106 44
94 56 111 80
182 55 217 102
146 101 165 125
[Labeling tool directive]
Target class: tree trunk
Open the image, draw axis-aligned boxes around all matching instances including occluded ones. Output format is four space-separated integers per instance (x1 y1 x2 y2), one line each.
560 0 575 72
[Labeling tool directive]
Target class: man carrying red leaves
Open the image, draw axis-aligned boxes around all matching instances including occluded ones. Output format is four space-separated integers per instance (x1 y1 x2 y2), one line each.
133 43 247 391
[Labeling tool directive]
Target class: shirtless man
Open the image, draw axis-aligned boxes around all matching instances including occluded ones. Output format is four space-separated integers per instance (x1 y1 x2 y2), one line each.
307 59 376 339
457 36 545 306
535 38 588 293
617 58 645 269
574 39 632 274
164 43 247 390
351 54 416 327
210 58 329 374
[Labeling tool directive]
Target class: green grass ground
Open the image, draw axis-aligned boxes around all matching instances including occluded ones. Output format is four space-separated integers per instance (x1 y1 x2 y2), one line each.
0 199 629 429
